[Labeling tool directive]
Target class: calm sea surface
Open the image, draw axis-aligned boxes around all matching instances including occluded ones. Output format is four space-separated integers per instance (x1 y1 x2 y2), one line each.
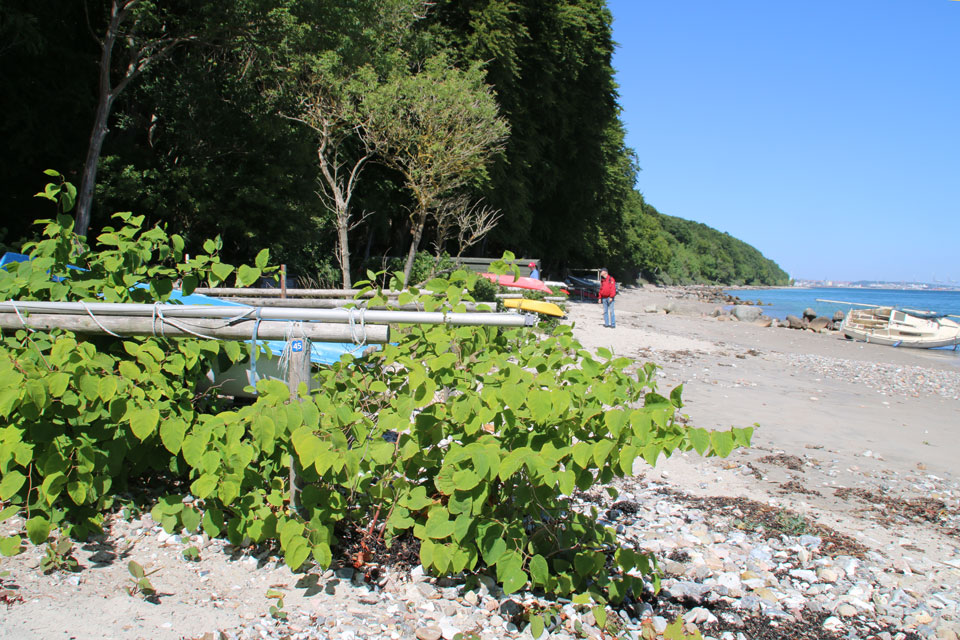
724 287 960 321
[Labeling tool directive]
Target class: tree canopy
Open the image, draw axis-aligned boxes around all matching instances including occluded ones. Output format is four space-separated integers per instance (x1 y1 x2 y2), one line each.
0 0 789 286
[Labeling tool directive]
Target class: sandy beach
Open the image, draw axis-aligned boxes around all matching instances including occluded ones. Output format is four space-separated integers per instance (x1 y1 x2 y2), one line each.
573 285 960 475
2 288 959 640
570 286 960 579
573 286 959 500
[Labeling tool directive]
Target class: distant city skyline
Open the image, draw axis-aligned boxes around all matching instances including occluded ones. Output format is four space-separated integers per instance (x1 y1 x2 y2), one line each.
607 0 960 283
792 277 960 289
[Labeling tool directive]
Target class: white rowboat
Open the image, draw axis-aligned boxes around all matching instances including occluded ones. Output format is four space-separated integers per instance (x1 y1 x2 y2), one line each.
841 307 960 349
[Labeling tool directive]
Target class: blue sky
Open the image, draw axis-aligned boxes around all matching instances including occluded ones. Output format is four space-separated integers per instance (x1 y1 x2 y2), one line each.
607 0 959 283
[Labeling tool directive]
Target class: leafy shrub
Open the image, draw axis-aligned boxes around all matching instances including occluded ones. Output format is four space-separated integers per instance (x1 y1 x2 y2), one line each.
388 251 455 287
468 274 498 302
0 179 752 608
0 178 273 542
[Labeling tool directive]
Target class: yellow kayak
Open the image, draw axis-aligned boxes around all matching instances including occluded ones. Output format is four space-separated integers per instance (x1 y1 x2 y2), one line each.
503 298 565 317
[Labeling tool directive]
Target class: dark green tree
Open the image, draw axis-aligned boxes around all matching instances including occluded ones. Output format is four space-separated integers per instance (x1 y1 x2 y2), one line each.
363 55 509 286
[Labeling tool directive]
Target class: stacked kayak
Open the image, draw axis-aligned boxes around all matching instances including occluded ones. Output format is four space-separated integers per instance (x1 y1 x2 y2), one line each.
502 298 565 317
481 273 552 293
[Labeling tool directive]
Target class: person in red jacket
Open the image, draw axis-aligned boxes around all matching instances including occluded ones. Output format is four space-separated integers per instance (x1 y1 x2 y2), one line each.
598 267 616 328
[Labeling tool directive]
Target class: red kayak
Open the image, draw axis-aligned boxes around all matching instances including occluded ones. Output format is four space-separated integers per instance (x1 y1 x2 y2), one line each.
481 273 552 293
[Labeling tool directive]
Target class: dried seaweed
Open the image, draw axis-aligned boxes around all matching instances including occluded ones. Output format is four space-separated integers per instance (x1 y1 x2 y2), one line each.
758 454 806 472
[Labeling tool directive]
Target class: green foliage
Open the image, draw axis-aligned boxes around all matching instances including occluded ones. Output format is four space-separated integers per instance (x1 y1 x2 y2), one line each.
40 538 80 574
0 175 270 545
642 203 790 286
389 251 456 287
126 560 159 599
658 615 705 640
33 170 77 215
422 1 627 269
266 588 288 620
468 275 498 302
0 202 752 605
364 53 509 286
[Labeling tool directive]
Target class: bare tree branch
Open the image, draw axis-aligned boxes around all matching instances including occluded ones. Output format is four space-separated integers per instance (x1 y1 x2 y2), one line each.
281 65 376 289
454 199 502 257
429 195 501 259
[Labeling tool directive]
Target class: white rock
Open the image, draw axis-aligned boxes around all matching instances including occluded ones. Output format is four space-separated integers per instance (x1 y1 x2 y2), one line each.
789 569 818 583
817 568 840 583
823 616 844 631
717 572 742 591
439 621 459 640
686 607 718 626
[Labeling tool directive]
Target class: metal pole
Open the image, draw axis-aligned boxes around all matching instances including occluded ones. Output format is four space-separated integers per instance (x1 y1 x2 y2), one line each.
212 297 490 312
0 301 532 327
0 313 390 343
193 288 397 298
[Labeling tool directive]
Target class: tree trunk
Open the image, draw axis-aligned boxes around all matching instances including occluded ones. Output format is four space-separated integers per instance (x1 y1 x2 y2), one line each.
337 222 352 289
401 209 428 287
76 0 125 238
76 99 113 237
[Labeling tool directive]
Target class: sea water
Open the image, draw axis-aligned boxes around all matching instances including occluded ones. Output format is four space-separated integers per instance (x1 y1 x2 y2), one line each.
725 287 960 321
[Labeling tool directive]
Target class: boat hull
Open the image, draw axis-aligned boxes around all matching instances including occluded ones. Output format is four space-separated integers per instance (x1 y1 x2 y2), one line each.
481 273 552 293
841 307 960 349
502 298 565 317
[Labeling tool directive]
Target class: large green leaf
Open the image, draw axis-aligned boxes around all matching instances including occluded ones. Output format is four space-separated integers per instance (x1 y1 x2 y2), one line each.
529 554 549 586
424 511 455 540
284 536 310 571
452 469 480 491
480 533 506 565
191 473 218 500
160 418 187 454
251 414 276 455
571 442 593 468
129 408 160 441
25 516 50 545
688 428 710 455
501 568 527 594
0 535 22 557
236 265 261 287
435 465 456 495
312 542 332 568
593 440 615 466
291 426 321 468
0 470 26 500
67 479 89 505
209 262 234 284
710 431 735 457
498 447 531 481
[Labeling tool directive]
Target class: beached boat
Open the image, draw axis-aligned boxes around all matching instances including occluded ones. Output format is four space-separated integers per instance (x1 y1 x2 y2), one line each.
480 273 552 293
565 275 600 300
841 307 960 348
502 298 565 317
